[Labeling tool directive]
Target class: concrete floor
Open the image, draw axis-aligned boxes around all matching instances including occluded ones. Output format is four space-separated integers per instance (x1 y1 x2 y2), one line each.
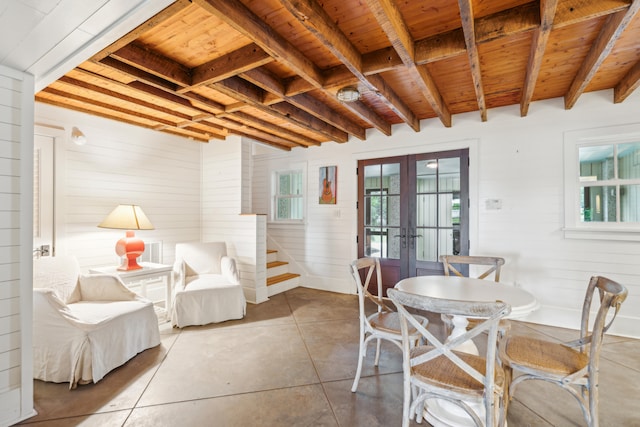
21 287 640 426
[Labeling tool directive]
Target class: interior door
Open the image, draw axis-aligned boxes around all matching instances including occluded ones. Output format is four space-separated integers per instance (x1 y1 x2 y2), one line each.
357 149 469 295
33 133 55 257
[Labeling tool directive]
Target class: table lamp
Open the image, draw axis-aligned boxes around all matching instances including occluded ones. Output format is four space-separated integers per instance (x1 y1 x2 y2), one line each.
98 204 154 271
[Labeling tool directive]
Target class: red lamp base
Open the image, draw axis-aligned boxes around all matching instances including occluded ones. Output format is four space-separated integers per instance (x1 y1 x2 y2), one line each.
115 230 145 271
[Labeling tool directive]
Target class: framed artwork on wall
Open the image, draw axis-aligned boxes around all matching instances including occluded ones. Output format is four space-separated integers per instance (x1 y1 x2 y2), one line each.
319 166 337 204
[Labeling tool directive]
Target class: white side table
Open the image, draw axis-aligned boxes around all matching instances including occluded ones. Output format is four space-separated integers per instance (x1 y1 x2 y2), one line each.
90 262 173 321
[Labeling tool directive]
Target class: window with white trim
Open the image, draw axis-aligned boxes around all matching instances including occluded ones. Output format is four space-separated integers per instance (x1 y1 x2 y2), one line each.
273 170 304 221
564 124 640 240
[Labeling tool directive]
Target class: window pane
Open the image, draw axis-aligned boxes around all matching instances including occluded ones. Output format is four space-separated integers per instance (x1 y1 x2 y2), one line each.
364 165 381 192
415 228 436 262
438 157 460 192
581 186 616 222
385 163 401 194
278 174 290 195
579 145 614 181
387 195 400 227
387 227 400 259
365 193 382 226
416 194 437 227
618 142 640 179
621 185 640 222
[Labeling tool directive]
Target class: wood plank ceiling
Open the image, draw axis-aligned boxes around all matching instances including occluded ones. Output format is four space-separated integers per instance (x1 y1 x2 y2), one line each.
36 0 640 151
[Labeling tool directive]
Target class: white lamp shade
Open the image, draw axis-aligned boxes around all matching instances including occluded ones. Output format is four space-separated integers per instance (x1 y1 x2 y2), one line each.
98 205 154 230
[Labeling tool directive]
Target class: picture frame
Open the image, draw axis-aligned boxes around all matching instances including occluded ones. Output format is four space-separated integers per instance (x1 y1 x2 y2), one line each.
319 166 337 204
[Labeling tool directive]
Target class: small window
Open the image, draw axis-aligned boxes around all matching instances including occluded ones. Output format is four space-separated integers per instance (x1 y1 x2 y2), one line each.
274 170 304 221
578 142 640 223
564 124 640 241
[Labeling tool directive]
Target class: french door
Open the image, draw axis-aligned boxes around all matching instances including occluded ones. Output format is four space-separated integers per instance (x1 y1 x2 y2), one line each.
357 149 469 295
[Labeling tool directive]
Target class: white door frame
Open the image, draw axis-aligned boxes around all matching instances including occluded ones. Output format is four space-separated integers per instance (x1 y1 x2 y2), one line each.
34 124 67 257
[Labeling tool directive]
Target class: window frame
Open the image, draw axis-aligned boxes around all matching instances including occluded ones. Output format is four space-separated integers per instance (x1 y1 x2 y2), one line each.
563 124 640 241
272 168 305 223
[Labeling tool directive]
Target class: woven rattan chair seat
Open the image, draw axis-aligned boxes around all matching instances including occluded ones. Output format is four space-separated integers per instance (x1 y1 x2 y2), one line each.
504 336 589 376
410 346 505 394
368 311 418 335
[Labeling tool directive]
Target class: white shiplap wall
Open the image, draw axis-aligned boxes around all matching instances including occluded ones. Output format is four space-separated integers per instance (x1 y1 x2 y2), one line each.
201 138 267 303
34 103 201 270
252 89 640 338
0 66 35 427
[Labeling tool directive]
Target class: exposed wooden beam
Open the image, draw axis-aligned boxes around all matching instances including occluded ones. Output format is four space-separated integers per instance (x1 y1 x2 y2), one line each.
194 0 326 87
57 74 196 122
181 43 273 92
458 0 487 121
214 76 348 142
35 93 213 142
340 100 392 136
614 59 640 103
242 68 367 140
111 43 192 87
565 1 640 109
521 0 558 117
278 0 417 134
554 0 630 28
366 0 448 128
228 111 321 147
98 56 179 92
475 2 540 44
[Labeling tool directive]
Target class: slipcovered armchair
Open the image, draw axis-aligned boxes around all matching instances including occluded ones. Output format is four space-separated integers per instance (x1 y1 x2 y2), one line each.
33 256 161 389
171 242 246 328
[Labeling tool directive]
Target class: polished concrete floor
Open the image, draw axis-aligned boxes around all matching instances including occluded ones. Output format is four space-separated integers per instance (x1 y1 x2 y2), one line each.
22 287 640 426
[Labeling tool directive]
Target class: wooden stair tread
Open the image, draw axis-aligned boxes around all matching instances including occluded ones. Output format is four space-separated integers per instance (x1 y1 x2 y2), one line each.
267 273 300 286
267 249 277 254
267 261 288 268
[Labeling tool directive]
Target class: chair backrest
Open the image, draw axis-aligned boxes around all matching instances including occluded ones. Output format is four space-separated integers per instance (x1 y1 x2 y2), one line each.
33 255 80 303
349 257 394 315
388 288 511 425
440 255 505 281
175 242 228 276
575 276 628 362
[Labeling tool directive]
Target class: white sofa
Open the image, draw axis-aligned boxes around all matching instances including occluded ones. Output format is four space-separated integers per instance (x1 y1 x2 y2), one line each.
33 256 161 389
171 242 246 328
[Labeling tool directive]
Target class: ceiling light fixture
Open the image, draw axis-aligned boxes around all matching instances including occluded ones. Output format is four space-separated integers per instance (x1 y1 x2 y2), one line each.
336 86 360 102
426 160 438 169
71 127 87 145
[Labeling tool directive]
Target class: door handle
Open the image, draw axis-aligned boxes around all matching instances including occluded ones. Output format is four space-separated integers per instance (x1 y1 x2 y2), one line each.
393 228 407 248
409 229 422 249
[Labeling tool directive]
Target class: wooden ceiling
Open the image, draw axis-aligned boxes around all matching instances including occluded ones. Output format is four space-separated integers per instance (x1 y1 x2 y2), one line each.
36 0 640 151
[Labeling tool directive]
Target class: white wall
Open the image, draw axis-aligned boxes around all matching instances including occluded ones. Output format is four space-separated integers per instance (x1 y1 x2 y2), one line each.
0 66 35 427
201 138 267 303
252 89 640 338
34 103 201 269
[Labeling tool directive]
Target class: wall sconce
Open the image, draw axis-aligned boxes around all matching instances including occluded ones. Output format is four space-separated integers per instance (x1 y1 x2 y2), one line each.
336 86 360 102
71 127 87 145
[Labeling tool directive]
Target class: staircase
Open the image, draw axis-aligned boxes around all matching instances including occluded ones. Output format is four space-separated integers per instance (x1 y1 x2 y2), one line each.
266 249 300 296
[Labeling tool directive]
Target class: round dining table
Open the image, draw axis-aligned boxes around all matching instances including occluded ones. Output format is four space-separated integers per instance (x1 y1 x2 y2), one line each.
394 275 539 427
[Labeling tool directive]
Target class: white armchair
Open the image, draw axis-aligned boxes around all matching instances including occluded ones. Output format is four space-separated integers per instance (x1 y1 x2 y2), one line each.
33 256 161 389
171 242 246 328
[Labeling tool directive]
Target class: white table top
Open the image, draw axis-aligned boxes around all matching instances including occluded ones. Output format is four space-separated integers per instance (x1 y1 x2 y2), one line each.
89 262 172 278
395 275 539 319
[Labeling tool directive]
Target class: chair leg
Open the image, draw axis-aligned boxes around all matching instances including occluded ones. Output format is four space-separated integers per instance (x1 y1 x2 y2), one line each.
374 337 382 366
588 380 599 427
351 330 367 392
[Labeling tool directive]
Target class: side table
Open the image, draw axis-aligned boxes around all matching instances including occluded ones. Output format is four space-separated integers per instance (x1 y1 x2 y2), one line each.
90 262 173 321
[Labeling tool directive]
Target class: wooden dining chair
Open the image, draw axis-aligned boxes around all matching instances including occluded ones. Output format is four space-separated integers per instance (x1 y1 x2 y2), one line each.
440 255 505 282
499 276 628 427
388 288 511 427
349 257 428 393
440 255 506 334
